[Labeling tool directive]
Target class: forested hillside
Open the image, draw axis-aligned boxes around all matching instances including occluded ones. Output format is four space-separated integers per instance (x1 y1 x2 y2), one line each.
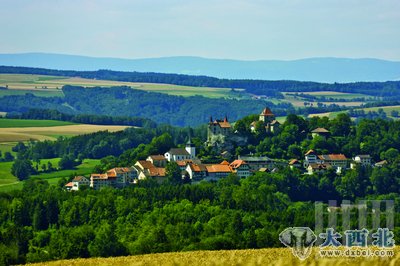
0 86 292 126
1 66 400 99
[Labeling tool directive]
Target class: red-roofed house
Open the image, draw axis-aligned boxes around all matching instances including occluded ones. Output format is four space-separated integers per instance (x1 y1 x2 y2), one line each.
147 155 167 167
134 160 166 183
230 160 250 178
205 162 233 181
318 154 348 170
185 163 208 181
106 167 138 188
64 182 74 191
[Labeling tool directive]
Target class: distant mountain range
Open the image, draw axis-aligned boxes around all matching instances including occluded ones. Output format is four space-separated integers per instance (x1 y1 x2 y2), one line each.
1 53 399 83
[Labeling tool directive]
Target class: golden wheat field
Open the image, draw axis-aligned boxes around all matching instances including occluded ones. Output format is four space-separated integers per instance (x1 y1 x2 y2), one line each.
0 124 130 142
26 247 399 266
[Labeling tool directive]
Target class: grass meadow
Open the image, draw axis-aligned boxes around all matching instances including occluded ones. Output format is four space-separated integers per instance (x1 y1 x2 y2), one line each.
0 158 100 192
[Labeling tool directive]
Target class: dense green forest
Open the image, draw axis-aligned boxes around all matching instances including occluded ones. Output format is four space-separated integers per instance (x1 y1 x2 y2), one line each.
1 66 400 99
0 86 292 126
0 171 399 265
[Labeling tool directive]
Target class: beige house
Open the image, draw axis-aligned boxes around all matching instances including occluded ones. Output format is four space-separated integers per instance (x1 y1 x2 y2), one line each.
307 163 332 175
311 128 330 139
134 160 166 183
204 162 233 181
146 155 167 167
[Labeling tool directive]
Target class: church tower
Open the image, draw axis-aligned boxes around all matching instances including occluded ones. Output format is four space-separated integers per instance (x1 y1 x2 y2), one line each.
185 138 196 158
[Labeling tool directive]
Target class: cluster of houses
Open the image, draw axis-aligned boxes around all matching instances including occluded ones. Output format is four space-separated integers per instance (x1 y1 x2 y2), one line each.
65 109 386 191
65 139 296 191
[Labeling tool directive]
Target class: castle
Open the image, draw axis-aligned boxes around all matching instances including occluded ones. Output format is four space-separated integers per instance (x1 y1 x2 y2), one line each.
250 107 280 133
207 115 232 142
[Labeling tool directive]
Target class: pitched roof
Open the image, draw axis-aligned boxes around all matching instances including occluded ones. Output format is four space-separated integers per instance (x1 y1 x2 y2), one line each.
355 155 371 159
308 163 332 169
189 163 207 172
311 127 330 133
149 167 166 177
72 176 87 182
148 155 166 161
90 173 111 180
167 148 190 156
217 121 231 128
270 120 280 125
136 160 156 169
211 117 231 128
230 160 247 169
220 160 230 165
289 159 300 165
176 160 192 167
305 149 317 156
375 160 387 166
206 164 232 173
65 182 73 187
260 107 274 116
319 154 347 161
106 167 134 177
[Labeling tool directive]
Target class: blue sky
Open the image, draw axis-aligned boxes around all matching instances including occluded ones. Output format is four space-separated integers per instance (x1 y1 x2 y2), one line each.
1 0 399 60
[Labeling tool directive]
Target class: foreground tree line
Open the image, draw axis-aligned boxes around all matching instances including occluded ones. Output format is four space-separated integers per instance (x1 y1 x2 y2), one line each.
0 170 398 265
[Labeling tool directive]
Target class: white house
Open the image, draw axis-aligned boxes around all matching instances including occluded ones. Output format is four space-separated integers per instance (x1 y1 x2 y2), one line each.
238 155 276 172
304 150 321 168
318 154 348 170
70 176 90 191
90 173 115 190
164 148 192 162
353 155 372 166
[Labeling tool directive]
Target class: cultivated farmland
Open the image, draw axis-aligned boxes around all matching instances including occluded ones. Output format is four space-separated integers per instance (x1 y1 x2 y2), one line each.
26 247 400 266
0 122 130 142
0 74 242 98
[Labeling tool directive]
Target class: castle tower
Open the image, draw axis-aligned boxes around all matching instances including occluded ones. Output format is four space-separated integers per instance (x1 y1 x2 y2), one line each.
259 107 275 123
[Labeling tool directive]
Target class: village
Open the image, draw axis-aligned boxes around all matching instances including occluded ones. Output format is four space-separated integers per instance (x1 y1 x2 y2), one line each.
65 108 386 191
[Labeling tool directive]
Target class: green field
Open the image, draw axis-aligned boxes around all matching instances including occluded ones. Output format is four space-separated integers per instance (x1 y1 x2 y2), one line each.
0 158 100 192
281 91 374 108
297 91 374 100
308 105 400 119
0 118 75 128
0 74 242 99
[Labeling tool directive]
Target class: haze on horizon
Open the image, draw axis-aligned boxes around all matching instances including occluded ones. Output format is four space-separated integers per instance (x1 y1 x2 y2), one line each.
1 0 399 61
